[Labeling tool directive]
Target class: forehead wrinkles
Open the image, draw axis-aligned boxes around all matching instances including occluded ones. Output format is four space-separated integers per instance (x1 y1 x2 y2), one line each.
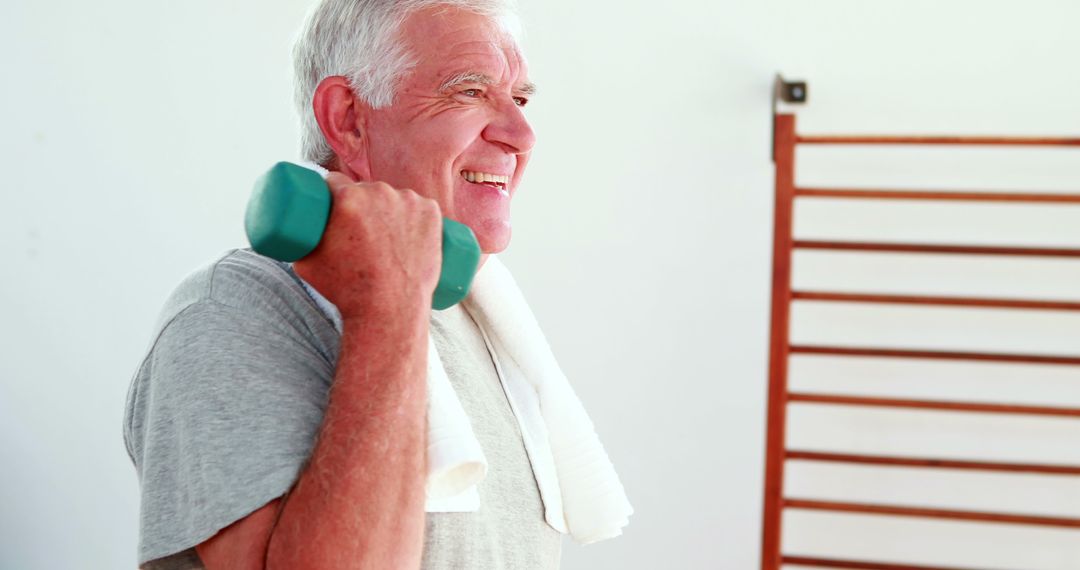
407 14 509 58
398 8 522 64
396 9 528 92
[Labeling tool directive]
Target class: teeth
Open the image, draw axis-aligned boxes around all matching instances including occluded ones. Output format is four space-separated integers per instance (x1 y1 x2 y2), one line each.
462 171 509 185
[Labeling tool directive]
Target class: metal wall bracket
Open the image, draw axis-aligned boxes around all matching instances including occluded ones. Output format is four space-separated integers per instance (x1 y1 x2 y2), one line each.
772 74 808 161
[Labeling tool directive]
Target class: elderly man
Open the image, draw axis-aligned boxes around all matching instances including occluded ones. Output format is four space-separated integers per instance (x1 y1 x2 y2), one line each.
123 0 629 569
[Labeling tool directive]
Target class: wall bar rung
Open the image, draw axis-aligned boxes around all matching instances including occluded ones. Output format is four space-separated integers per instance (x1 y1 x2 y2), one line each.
791 291 1080 312
783 498 1080 528
788 392 1080 418
794 240 1080 258
785 450 1080 476
790 345 1080 366
795 188 1080 204
795 135 1080 147
781 555 995 570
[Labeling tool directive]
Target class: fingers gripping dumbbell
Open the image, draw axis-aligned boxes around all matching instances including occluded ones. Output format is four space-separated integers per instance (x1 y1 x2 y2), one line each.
244 162 481 310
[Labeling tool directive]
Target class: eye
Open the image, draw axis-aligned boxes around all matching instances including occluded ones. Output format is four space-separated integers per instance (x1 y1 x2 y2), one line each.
513 96 529 108
460 88 483 98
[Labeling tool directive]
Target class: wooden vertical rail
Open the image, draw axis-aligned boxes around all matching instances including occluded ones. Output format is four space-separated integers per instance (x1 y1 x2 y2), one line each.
761 113 797 570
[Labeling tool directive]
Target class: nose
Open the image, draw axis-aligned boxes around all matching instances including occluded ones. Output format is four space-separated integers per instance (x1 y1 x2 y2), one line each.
482 98 536 155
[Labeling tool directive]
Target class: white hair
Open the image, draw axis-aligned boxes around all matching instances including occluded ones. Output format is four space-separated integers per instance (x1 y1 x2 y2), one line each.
292 0 522 165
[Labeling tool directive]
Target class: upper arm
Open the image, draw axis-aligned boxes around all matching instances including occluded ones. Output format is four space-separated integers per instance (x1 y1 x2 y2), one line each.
195 498 283 570
128 300 333 564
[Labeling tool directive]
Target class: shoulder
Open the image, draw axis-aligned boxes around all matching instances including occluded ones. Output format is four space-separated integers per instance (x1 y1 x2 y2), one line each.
124 250 337 461
135 249 341 379
153 249 319 333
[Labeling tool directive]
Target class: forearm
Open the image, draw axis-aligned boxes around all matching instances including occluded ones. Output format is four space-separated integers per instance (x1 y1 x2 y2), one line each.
266 302 430 569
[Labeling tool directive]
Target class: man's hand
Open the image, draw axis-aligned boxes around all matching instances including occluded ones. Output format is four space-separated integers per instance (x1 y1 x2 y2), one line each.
293 172 443 320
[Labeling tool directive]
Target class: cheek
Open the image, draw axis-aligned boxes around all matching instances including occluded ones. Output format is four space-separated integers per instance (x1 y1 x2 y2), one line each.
374 130 454 190
415 128 476 180
373 111 491 202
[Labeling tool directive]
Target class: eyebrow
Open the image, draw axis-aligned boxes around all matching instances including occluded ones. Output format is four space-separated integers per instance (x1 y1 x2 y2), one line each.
439 71 537 96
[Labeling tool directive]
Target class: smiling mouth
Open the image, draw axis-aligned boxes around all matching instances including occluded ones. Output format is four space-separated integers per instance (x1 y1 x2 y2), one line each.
461 170 510 192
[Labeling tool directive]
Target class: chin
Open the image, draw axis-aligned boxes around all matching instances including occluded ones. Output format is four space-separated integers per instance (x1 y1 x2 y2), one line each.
475 223 512 254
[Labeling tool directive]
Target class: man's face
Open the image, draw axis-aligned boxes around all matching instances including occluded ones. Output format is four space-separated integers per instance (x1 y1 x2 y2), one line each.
359 7 536 253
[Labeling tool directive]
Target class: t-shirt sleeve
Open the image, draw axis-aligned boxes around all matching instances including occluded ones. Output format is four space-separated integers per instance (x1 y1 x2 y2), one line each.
125 298 335 566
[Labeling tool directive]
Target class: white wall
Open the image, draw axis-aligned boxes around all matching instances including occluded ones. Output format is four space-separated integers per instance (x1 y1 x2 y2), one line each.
3 0 1080 568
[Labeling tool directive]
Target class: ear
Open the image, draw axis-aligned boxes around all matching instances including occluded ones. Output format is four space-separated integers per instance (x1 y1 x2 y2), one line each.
312 76 373 180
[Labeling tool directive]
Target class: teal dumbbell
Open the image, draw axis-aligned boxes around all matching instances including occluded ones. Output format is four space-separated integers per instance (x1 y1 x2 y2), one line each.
245 162 481 310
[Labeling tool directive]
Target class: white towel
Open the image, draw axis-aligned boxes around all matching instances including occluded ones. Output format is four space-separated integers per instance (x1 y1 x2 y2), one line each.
464 257 634 543
289 162 632 543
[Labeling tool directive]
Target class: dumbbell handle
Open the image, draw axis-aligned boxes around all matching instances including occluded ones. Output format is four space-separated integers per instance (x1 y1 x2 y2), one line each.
244 162 481 310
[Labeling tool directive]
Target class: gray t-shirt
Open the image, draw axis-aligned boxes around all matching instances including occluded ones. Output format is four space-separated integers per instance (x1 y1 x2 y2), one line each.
123 249 562 569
